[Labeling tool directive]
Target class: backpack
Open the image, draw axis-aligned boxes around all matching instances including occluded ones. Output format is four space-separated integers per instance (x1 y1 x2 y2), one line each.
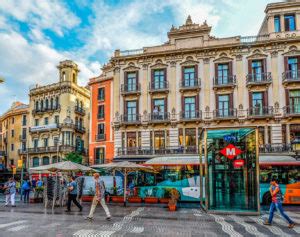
22 181 30 190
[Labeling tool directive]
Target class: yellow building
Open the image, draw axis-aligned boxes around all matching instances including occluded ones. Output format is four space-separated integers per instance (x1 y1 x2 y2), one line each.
109 1 300 160
0 102 29 170
20 60 90 167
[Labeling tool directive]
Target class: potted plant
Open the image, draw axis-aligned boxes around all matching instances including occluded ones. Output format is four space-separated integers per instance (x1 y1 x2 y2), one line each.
144 187 159 204
159 188 171 204
168 188 180 211
30 186 44 203
82 187 94 202
128 187 142 203
110 187 124 203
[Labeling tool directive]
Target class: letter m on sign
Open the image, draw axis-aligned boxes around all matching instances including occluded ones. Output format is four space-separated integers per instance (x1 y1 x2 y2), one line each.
220 144 242 159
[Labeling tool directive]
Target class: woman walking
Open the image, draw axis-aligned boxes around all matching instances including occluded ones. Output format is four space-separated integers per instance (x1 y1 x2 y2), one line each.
4 177 16 207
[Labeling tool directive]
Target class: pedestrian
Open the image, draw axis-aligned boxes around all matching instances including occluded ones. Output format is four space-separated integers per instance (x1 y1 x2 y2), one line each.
22 179 31 203
85 173 111 221
4 177 16 207
37 179 43 188
65 176 82 212
16 180 21 194
264 177 295 228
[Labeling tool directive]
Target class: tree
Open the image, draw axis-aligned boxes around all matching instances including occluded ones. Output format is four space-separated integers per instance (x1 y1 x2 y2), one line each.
64 152 83 164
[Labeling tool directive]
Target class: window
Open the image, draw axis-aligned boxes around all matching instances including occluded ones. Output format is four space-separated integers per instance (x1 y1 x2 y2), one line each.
43 138 48 147
126 72 137 92
185 128 196 149
22 142 26 151
44 117 49 125
73 73 76 83
184 97 196 118
55 97 59 109
50 98 54 109
11 144 14 151
274 15 281 32
95 147 105 164
218 95 230 117
284 14 296 31
55 115 59 124
251 60 263 81
62 72 66 81
33 157 39 167
288 57 298 79
127 132 137 154
97 123 105 135
98 87 105 100
45 99 49 109
153 69 166 89
12 117 14 124
126 101 137 121
22 115 27 126
42 157 49 165
154 131 165 152
33 139 38 148
22 128 26 139
289 90 300 113
40 100 44 110
35 119 39 126
217 63 229 84
35 101 39 110
183 67 196 87
152 98 166 120
252 92 264 115
11 129 14 137
98 105 104 119
53 137 59 147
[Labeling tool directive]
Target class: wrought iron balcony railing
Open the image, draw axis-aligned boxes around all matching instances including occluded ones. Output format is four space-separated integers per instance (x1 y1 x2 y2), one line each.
213 108 237 119
121 83 141 94
248 106 273 117
95 134 106 141
282 70 300 82
121 114 141 123
117 146 199 156
32 105 60 114
149 112 170 122
75 106 85 115
149 81 169 92
180 110 202 120
19 134 27 141
246 72 272 84
259 143 293 153
213 75 236 87
284 105 300 115
179 79 200 89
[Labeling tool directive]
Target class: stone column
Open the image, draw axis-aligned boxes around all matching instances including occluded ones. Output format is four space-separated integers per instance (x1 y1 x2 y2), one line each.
286 124 291 144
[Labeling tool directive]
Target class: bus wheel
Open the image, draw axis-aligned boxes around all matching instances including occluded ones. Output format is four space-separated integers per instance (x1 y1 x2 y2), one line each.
263 192 271 205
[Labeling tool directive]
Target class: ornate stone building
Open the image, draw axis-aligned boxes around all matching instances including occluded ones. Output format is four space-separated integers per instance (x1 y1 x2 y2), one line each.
0 102 29 170
104 1 300 160
20 60 90 167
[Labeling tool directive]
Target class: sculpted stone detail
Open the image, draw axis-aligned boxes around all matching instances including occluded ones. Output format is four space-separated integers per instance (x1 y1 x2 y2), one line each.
203 58 210 64
271 51 278 58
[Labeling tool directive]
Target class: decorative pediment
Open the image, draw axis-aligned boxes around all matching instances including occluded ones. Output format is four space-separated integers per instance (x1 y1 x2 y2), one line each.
282 48 300 56
180 59 199 66
213 56 233 63
123 64 140 72
246 50 268 59
150 61 168 69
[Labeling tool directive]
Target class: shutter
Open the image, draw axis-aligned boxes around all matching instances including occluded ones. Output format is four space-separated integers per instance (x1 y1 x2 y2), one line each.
124 99 127 114
297 56 300 71
181 66 185 85
151 69 154 86
229 93 234 109
164 68 167 83
215 94 219 110
136 71 139 90
151 98 154 112
263 90 268 107
214 63 218 84
262 58 267 73
136 99 139 117
124 71 128 84
228 61 233 76
249 92 253 109
248 60 252 74
181 95 185 113
285 89 290 107
284 17 289 31
284 56 289 71
194 64 198 80
164 97 167 113
196 94 199 113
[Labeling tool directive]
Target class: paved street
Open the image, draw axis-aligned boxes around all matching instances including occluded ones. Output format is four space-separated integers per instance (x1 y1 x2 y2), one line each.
0 198 299 237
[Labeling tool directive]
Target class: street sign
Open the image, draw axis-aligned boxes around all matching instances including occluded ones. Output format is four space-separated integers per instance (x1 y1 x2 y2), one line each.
18 159 23 168
220 144 242 159
233 159 245 168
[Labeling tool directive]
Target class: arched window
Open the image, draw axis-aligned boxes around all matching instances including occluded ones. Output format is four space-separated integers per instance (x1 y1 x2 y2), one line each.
56 97 59 109
52 156 60 163
79 118 83 128
62 72 66 81
75 117 78 127
33 157 39 167
80 101 83 109
35 101 39 110
50 98 54 109
45 98 49 110
42 156 50 165
40 100 44 110
76 99 79 107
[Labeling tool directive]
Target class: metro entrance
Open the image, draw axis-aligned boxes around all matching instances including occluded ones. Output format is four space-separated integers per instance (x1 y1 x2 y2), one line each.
200 127 260 214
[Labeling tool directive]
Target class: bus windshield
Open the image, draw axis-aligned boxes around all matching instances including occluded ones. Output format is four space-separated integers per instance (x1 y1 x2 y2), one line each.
260 165 300 184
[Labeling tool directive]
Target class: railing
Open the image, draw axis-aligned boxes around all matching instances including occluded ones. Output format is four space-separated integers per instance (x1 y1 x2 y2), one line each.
213 108 237 119
149 112 170 122
180 79 200 89
213 75 236 86
246 72 272 84
19 135 27 141
259 143 293 153
74 125 86 133
282 70 300 82
75 106 85 115
95 134 106 141
121 83 141 94
119 49 144 56
180 110 202 120
0 151 6 156
121 114 141 123
97 113 105 119
284 105 300 115
248 106 273 117
240 34 269 44
30 124 59 133
117 146 199 156
32 105 60 114
149 81 169 92
20 145 83 154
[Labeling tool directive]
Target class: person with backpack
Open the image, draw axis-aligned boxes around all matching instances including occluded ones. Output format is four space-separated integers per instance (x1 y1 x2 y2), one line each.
264 177 295 228
85 173 111 221
22 179 31 203
4 177 16 207
65 176 82 212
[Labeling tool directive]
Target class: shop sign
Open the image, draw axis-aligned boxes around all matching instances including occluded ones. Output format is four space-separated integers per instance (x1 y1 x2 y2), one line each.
220 144 242 159
233 159 245 168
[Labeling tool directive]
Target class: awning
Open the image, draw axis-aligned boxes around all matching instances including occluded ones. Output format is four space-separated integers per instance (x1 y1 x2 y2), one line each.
144 155 203 166
259 155 300 166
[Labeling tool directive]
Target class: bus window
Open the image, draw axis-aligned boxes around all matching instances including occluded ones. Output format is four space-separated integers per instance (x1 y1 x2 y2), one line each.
288 168 299 184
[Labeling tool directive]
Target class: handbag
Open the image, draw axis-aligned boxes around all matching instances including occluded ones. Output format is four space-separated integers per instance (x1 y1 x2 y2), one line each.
4 188 10 195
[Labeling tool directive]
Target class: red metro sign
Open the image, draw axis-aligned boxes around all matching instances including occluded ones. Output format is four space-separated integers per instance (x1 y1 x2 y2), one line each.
220 144 242 159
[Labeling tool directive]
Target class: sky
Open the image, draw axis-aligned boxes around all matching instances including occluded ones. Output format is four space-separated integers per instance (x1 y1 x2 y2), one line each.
0 0 278 114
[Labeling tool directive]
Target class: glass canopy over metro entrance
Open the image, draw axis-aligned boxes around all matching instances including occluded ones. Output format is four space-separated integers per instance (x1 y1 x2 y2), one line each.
200 127 260 214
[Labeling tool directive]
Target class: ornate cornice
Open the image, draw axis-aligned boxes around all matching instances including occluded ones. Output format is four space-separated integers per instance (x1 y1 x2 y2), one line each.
213 56 234 63
123 64 140 72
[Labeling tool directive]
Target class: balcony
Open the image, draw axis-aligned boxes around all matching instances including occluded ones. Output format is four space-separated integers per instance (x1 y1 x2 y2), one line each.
120 114 141 125
29 123 59 133
180 110 202 121
179 79 200 92
20 145 84 155
75 106 85 116
259 143 293 154
246 72 272 87
0 151 6 157
95 134 106 141
19 134 27 141
32 105 60 115
121 83 141 96
117 146 199 157
149 112 170 123
149 81 169 94
213 108 237 120
248 106 273 118
282 70 300 85
213 75 236 89
74 125 86 134
284 105 300 116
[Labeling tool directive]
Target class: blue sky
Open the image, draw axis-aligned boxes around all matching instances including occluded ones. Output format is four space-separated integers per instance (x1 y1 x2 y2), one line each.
0 0 277 114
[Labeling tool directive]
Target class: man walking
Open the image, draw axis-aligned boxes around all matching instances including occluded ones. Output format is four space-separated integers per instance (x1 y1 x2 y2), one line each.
85 173 111 221
65 176 82 212
4 177 16 207
264 177 295 228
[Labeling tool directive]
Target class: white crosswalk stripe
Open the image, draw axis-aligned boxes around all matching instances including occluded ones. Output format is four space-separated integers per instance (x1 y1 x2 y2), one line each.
229 215 267 237
7 225 28 232
0 220 27 229
272 214 300 234
210 214 243 237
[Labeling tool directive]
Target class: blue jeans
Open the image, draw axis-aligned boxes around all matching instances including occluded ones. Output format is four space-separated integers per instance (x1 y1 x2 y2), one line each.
268 202 294 224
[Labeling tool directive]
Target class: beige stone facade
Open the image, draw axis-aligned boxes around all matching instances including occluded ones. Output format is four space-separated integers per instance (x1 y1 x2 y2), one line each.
0 102 29 170
21 60 90 167
107 1 300 159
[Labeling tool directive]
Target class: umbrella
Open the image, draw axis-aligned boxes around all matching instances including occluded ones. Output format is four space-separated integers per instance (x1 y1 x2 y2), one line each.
30 161 95 172
91 161 153 206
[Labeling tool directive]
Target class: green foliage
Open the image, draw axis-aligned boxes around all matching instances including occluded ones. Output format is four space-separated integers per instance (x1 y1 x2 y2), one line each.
168 188 180 206
64 152 83 164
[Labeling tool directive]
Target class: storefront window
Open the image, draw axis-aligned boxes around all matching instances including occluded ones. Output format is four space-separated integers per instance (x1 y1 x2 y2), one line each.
154 131 165 153
179 128 183 146
127 132 137 154
185 128 196 152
